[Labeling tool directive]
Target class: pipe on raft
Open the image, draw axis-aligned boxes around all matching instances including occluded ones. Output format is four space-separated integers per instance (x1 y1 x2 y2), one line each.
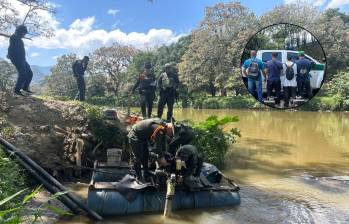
0 136 103 221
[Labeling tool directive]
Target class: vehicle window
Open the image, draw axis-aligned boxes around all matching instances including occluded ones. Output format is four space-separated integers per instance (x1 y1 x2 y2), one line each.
286 52 299 62
262 52 282 62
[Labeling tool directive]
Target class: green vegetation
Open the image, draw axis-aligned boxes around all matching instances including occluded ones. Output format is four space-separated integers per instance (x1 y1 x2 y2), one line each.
0 185 71 224
0 150 26 210
81 103 125 148
1 2 349 111
192 116 241 168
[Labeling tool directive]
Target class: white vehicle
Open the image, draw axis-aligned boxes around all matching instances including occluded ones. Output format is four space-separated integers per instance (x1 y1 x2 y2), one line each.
256 50 325 93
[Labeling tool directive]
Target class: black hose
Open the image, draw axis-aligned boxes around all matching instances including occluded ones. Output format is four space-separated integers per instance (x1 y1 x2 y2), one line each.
0 137 103 221
1 145 80 214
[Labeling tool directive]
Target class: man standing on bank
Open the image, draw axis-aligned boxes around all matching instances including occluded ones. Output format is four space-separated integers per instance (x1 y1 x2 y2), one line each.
132 62 157 118
157 63 179 122
72 56 89 101
7 25 34 96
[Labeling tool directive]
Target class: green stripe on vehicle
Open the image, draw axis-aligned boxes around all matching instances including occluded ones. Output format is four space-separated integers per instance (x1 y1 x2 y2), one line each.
312 64 325 71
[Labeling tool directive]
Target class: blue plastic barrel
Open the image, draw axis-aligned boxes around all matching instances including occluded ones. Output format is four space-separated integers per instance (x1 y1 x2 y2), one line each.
87 188 240 216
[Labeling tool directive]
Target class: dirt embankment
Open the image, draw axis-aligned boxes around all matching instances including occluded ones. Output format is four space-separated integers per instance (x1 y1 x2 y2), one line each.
0 91 127 178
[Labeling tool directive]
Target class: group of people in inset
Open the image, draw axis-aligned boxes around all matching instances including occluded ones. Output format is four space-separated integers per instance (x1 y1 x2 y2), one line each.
242 50 315 108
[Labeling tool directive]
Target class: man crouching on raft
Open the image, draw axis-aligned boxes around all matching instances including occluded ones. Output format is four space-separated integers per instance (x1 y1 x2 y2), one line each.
128 118 174 182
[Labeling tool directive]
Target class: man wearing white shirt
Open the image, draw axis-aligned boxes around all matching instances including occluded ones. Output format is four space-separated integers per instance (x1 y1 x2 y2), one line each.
283 56 298 108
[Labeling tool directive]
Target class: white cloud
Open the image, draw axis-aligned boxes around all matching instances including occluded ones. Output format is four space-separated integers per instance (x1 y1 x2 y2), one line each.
285 0 349 8
107 9 120 17
326 0 349 8
285 0 327 6
0 2 184 57
30 16 185 55
30 52 40 57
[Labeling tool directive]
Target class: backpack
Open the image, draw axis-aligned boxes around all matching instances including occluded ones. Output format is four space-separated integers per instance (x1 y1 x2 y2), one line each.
247 60 260 80
285 63 295 80
72 60 79 77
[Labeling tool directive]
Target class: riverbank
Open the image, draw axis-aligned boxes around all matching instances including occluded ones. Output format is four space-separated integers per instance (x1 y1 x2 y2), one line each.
77 94 349 112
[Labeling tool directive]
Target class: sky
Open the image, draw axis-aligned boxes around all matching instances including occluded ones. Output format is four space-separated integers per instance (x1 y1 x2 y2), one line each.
0 0 348 66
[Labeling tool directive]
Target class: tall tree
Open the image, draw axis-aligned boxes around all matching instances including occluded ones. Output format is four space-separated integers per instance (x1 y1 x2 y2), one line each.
42 54 77 98
179 2 257 96
91 43 138 96
0 0 55 38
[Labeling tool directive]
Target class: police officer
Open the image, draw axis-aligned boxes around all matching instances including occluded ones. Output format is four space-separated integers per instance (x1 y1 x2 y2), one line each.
296 51 314 99
127 118 174 182
168 123 195 155
175 145 203 189
132 62 157 118
157 63 179 122
72 56 89 101
7 25 34 96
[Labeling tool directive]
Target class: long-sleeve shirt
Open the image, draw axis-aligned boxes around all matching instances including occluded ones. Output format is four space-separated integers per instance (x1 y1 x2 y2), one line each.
72 60 88 76
132 72 157 94
7 34 26 63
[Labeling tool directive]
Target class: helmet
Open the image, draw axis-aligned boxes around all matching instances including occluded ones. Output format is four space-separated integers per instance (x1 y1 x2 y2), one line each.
15 25 28 35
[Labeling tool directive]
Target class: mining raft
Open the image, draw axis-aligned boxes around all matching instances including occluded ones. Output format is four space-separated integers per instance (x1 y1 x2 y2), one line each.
87 148 241 216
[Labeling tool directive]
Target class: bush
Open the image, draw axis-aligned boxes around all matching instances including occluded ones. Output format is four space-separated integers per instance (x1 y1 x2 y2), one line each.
0 150 26 210
192 116 241 168
80 103 126 149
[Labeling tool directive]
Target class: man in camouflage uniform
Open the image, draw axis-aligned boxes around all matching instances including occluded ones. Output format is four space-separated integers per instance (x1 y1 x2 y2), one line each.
127 118 174 182
157 63 179 121
132 62 157 118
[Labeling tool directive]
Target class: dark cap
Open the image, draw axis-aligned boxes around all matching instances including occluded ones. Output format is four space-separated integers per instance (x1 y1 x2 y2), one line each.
83 56 89 61
144 62 152 69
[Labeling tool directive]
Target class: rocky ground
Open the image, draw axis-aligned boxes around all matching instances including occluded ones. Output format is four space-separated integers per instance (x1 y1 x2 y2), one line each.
0 90 127 179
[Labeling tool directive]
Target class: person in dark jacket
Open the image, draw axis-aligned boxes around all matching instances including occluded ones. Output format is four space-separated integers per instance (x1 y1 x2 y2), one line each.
168 123 195 155
266 52 283 106
72 56 89 101
132 62 157 118
157 63 179 121
127 118 174 182
296 52 314 99
175 145 203 189
7 25 34 96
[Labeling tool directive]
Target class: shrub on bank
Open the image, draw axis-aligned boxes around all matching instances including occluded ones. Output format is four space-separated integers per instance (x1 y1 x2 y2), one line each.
300 96 344 111
192 116 241 168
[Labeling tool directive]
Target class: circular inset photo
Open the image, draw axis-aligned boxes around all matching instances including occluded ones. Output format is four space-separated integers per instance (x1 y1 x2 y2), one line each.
241 23 326 109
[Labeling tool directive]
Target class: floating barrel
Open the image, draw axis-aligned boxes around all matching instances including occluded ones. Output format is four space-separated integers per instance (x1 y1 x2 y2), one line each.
87 162 241 216
87 187 240 216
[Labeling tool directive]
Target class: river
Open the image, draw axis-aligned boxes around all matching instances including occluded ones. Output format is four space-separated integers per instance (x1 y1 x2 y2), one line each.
61 109 349 224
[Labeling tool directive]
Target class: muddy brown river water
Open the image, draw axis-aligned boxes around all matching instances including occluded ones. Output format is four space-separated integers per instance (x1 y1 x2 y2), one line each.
60 109 349 224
